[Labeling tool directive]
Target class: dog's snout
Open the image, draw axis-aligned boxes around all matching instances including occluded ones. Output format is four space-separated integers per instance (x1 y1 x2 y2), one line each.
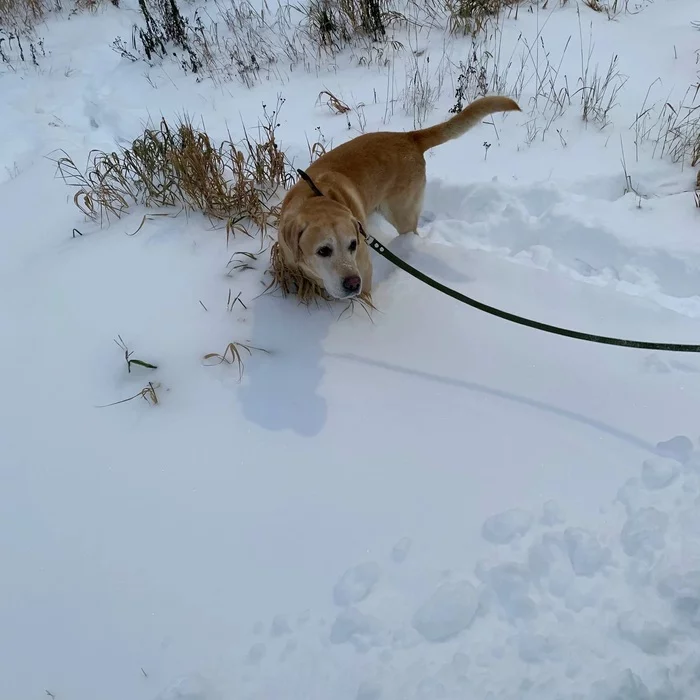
343 275 361 294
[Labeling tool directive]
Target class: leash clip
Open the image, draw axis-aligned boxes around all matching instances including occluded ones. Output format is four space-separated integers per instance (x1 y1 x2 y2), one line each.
364 233 385 253
357 223 383 252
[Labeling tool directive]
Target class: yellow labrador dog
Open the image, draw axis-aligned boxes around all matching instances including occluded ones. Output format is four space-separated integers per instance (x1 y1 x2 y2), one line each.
277 95 520 300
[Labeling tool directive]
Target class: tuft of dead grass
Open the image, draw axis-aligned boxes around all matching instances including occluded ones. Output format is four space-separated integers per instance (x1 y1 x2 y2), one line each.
52 99 293 236
442 0 521 37
582 0 635 20
299 0 396 53
1 0 117 32
653 89 700 168
0 0 49 29
74 0 118 11
318 89 351 114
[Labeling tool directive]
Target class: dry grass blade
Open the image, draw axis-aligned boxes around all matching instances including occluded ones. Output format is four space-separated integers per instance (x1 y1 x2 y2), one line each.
126 212 173 237
582 0 630 19
318 90 351 114
227 249 262 275
226 289 248 311
97 382 160 408
307 139 327 163
203 341 269 380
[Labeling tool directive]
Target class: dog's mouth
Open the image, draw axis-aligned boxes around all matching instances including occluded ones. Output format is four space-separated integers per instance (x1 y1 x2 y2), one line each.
326 289 360 300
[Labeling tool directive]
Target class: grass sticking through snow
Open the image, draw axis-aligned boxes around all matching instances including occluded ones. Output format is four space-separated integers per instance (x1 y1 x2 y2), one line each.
203 341 269 380
52 99 292 236
97 382 160 408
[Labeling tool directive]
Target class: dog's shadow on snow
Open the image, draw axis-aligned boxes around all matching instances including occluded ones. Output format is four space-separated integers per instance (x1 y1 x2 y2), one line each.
238 220 474 437
238 292 338 437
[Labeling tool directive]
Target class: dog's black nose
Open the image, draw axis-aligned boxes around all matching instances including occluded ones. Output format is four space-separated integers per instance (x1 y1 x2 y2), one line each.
343 275 361 294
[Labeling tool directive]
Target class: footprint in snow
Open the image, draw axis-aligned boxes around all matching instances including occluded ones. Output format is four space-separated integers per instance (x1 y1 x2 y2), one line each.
333 562 381 606
391 537 412 563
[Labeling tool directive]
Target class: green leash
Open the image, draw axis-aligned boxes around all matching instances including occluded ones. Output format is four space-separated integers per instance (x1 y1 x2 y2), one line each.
296 168 700 354
361 228 700 353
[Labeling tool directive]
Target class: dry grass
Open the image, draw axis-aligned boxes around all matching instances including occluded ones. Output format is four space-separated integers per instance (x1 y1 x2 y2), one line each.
110 0 614 90
653 91 700 167
582 0 634 20
1 0 116 30
0 0 50 29
442 0 521 36
74 0 118 11
97 381 160 408
402 50 447 127
299 0 397 53
203 341 269 380
318 89 351 114
307 139 327 163
576 54 626 128
695 127 700 208
52 100 293 236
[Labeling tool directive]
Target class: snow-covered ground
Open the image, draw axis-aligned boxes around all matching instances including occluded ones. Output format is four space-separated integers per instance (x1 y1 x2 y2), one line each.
1 1 700 698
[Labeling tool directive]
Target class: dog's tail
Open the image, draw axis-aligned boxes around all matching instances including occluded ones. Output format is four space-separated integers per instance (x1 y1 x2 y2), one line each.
411 96 520 152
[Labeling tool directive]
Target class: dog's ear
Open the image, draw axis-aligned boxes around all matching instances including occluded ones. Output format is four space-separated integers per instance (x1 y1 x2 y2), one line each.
277 213 305 263
352 217 369 244
318 179 366 222
351 218 362 240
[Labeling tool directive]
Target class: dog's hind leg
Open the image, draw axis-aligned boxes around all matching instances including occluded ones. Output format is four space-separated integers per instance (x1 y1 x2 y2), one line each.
380 178 426 234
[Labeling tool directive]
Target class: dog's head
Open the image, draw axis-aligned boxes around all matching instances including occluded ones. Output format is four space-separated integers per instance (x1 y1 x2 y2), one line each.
279 195 364 299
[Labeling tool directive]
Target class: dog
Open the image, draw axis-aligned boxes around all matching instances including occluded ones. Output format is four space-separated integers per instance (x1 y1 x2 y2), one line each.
277 95 520 300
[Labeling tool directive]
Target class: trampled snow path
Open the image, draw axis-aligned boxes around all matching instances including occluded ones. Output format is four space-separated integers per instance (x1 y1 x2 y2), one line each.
184 437 700 700
422 177 700 319
1 0 700 699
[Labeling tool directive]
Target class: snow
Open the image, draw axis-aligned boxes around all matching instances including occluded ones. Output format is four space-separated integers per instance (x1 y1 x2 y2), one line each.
1 0 700 698
412 581 480 642
391 536 412 563
333 562 382 606
482 508 534 544
641 457 681 490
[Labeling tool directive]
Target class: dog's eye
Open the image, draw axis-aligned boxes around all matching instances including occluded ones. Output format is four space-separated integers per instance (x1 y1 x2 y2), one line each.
349 239 357 253
317 246 332 258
